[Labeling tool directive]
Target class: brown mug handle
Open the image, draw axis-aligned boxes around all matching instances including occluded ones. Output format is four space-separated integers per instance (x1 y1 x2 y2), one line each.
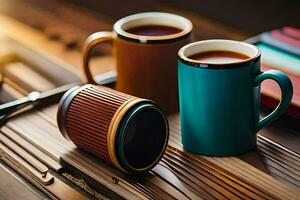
82 31 113 84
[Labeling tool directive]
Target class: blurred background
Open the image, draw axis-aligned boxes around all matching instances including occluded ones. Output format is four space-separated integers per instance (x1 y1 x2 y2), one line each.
63 0 300 34
0 0 299 96
1 0 299 43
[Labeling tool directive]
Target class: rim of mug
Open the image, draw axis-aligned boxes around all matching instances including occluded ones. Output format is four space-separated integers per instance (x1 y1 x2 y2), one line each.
178 39 261 68
114 12 193 44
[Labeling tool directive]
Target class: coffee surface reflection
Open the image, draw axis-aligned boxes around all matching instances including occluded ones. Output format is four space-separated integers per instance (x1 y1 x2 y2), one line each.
126 25 182 36
189 51 250 64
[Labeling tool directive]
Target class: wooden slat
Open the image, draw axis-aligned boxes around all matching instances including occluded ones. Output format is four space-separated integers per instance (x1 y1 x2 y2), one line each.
4 114 147 199
3 103 298 199
11 89 298 200
0 133 49 174
165 148 269 199
0 142 54 186
257 136 300 189
161 157 229 199
152 164 202 200
163 151 259 199
4 62 56 92
0 162 45 200
1 127 62 171
167 114 300 199
0 83 24 103
0 13 114 77
34 104 296 197
260 125 300 155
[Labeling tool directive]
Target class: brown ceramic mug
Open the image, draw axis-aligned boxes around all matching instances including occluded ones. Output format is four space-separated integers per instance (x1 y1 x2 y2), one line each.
57 84 169 174
83 12 193 113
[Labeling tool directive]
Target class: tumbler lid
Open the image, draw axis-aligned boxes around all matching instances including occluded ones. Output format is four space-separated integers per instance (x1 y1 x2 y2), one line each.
116 102 169 174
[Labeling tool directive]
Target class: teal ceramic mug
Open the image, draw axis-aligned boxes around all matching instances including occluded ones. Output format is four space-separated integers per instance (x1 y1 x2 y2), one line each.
178 39 293 156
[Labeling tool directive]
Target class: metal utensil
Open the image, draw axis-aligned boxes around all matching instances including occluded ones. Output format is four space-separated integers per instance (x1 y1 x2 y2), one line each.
0 70 116 124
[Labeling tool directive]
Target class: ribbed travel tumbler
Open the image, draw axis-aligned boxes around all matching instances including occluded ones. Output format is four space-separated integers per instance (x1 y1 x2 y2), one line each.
57 84 169 174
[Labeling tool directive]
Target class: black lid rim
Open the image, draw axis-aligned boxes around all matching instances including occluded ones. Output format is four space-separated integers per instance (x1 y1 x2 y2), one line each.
116 101 169 174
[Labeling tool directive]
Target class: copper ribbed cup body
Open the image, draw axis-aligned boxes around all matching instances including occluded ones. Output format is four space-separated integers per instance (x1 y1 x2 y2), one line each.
57 84 169 174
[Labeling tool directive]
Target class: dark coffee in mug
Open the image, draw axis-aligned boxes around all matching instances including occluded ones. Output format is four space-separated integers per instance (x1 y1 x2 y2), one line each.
188 51 250 64
178 39 293 156
126 25 182 36
83 12 193 113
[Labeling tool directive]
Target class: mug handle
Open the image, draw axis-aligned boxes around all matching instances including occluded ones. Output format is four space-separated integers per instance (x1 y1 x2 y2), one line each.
254 69 293 132
82 31 113 84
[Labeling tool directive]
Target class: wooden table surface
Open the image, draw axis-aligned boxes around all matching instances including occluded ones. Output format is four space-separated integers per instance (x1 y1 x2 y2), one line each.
0 0 299 199
0 162 46 200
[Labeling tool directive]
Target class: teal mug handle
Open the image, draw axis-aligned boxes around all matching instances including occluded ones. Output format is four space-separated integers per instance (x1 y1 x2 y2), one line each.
255 69 293 132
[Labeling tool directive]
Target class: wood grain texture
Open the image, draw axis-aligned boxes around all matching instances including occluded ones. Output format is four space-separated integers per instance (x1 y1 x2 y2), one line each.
1 102 298 199
168 114 300 197
0 56 298 199
1 126 62 171
4 62 56 92
0 162 45 200
0 124 91 200
0 1 299 199
0 12 113 78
